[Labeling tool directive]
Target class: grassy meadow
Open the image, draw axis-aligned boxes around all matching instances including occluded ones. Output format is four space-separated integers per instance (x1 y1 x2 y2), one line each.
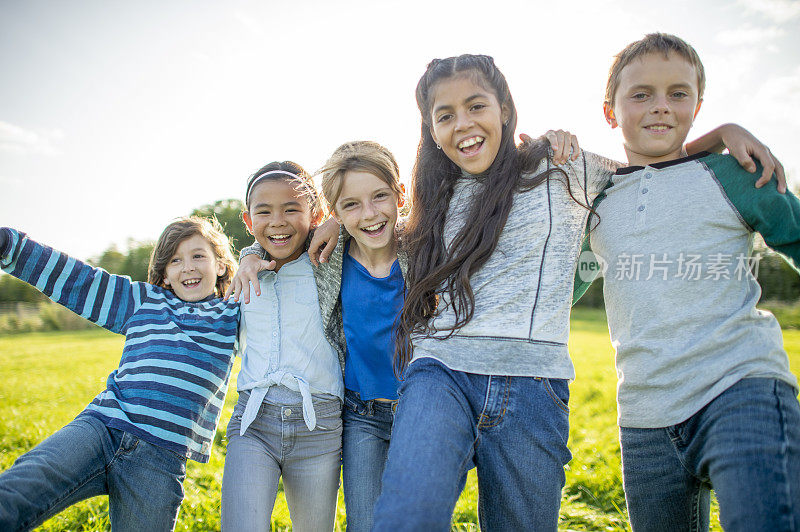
1 307 799 531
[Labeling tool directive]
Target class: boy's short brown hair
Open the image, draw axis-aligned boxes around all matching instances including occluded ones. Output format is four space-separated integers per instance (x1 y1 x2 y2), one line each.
605 33 705 107
147 216 236 297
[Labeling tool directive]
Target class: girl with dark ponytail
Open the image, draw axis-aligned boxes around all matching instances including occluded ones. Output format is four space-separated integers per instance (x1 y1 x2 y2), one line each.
371 54 618 531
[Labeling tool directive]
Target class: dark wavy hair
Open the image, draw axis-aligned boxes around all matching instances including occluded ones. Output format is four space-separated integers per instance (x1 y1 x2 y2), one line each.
395 54 575 373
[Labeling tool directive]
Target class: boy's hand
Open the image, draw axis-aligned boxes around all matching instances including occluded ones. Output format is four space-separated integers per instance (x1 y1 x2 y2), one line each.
522 131 580 165
224 254 276 304
687 124 787 193
719 124 786 192
309 217 340 266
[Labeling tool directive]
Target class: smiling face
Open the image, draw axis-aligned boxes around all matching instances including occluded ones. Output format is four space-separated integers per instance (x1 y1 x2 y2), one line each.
243 178 313 271
605 51 703 167
162 233 226 302
429 73 510 175
333 170 401 255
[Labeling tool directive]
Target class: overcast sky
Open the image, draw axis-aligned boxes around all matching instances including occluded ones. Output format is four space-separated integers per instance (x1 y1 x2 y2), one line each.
2 0 799 259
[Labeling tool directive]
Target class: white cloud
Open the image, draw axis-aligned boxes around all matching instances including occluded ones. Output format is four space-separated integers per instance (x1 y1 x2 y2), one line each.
0 121 64 156
737 0 800 22
0 175 24 186
232 9 266 39
752 66 800 122
715 24 784 46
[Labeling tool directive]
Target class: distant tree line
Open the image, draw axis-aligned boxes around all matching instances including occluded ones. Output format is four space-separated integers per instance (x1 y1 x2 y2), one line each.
1 198 798 306
1 199 252 303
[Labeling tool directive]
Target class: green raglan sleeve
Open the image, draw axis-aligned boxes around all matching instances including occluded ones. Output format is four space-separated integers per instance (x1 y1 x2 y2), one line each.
572 231 596 305
572 182 610 305
706 154 800 273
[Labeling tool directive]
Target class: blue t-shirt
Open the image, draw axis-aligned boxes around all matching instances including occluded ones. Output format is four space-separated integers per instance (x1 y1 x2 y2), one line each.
341 241 405 400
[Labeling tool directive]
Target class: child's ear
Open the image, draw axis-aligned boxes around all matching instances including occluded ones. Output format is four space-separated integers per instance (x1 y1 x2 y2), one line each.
693 98 703 119
162 278 171 287
429 126 440 148
242 211 254 235
215 259 226 277
603 102 618 128
501 104 511 127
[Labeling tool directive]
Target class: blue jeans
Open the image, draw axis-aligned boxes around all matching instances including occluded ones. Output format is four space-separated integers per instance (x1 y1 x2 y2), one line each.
371 357 572 531
221 391 343 532
342 390 396 532
621 377 800 532
0 413 186 532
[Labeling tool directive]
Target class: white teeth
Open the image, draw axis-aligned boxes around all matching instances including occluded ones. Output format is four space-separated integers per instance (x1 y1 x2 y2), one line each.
269 234 291 241
362 222 386 232
458 136 484 149
647 125 670 131
183 279 200 286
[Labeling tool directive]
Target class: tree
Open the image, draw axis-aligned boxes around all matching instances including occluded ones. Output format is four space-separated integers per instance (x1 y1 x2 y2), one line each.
191 199 250 255
89 240 154 282
0 274 47 303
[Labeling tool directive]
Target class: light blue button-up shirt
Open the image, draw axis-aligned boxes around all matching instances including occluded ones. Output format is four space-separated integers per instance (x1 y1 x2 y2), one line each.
237 254 343 434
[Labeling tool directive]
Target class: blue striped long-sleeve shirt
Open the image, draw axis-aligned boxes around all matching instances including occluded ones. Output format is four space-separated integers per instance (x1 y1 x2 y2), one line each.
0 228 240 462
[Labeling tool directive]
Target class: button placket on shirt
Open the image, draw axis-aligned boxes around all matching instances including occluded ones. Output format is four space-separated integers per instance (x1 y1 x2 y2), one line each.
263 271 281 372
634 168 653 229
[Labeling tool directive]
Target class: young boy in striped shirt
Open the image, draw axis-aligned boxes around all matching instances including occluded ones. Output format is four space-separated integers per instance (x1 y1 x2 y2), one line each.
0 217 239 532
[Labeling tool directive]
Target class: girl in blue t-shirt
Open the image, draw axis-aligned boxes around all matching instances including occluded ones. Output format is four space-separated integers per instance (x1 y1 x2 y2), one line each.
233 142 407 531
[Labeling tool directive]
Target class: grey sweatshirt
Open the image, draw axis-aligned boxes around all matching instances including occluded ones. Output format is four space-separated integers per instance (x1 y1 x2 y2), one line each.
411 151 618 377
586 152 800 428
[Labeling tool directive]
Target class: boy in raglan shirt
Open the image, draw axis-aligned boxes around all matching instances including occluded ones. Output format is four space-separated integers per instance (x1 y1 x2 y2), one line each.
580 33 800 531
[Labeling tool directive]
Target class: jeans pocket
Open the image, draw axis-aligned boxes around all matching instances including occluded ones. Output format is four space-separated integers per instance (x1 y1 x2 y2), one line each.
315 410 343 433
542 378 570 414
226 404 245 439
116 430 141 456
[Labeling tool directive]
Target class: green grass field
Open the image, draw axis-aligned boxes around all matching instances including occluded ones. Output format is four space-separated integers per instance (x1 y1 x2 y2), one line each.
1 308 798 531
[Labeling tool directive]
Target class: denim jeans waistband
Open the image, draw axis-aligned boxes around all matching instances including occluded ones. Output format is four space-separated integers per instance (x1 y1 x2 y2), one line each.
237 390 342 420
345 389 398 415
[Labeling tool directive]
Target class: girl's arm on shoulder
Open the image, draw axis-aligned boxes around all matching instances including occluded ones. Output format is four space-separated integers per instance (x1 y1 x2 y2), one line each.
0 228 139 333
521 132 620 201
686 124 786 192
308 217 341 266
563 150 621 203
225 252 275 304
520 131 580 165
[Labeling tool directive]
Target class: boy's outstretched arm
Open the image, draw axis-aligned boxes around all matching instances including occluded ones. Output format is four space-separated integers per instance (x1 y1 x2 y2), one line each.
0 228 139 333
686 124 786 192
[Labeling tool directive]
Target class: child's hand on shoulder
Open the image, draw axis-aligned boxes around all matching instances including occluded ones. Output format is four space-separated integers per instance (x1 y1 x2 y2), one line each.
225 255 276 304
308 218 340 266
687 123 787 192
717 124 786 192
520 130 580 165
